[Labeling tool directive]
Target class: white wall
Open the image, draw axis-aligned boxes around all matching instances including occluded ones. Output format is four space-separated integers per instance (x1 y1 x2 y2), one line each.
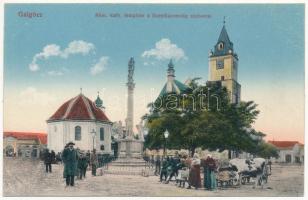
47 120 112 154
271 144 305 163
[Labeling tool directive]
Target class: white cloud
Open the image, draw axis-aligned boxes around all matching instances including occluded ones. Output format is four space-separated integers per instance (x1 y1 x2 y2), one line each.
90 56 109 75
29 63 39 71
142 38 187 61
47 70 64 76
39 44 62 58
29 40 95 71
61 40 95 58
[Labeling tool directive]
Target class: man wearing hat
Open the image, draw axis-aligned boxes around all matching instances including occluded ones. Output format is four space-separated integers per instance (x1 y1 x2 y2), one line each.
62 142 78 186
90 149 99 176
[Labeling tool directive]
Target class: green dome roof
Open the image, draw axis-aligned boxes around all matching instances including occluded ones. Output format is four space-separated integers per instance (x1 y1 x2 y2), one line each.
95 95 103 108
157 60 190 98
159 79 189 97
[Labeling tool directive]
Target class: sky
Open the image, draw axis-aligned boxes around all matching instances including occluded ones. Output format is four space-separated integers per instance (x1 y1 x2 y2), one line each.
3 4 304 143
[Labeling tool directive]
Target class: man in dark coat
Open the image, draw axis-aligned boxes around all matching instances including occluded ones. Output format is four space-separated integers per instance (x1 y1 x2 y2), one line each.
44 149 52 173
90 149 98 176
62 142 78 186
160 157 169 182
50 150 56 164
77 153 88 179
166 155 182 183
154 155 161 176
86 150 91 165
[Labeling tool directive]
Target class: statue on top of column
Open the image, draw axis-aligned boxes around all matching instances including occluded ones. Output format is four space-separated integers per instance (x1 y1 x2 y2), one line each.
128 57 135 84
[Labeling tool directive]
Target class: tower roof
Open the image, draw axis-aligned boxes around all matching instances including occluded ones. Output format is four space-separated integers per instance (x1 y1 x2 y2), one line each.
157 61 190 97
47 93 110 123
211 24 235 57
159 80 189 97
95 92 103 108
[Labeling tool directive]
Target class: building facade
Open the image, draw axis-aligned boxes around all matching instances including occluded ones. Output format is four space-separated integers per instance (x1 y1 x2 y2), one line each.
3 132 47 158
47 93 113 154
208 23 241 104
268 141 304 163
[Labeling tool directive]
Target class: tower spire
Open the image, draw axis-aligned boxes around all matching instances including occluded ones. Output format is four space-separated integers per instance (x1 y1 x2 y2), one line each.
167 59 175 78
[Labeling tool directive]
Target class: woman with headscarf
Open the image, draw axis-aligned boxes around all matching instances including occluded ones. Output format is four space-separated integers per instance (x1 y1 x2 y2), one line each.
202 154 217 190
187 153 201 189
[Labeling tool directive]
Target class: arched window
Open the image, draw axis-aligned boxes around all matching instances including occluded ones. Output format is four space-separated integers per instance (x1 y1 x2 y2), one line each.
218 42 224 50
100 145 105 151
75 126 81 141
100 128 104 141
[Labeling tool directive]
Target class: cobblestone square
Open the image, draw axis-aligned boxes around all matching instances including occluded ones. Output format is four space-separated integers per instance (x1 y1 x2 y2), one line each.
2 158 304 197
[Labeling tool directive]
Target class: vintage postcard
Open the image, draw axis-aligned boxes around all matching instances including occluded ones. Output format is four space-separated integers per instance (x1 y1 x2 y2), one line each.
1 1 306 198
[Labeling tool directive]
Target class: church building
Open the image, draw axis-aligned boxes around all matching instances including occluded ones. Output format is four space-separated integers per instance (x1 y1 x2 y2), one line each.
208 22 241 104
158 60 190 97
46 92 112 154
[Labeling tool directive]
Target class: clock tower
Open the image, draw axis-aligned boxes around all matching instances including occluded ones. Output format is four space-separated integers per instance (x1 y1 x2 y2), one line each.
208 21 241 104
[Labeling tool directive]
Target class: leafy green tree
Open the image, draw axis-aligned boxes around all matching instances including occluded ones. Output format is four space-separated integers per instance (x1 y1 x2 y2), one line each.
255 142 279 159
144 78 264 158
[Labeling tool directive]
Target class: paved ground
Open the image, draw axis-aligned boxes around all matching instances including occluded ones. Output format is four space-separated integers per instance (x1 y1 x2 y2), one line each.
2 157 304 197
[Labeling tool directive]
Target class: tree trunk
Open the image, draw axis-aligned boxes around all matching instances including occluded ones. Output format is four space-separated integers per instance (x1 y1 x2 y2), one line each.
228 149 232 159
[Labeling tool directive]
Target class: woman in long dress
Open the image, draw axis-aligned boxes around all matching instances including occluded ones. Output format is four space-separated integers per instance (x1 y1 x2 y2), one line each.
187 153 201 189
202 154 217 190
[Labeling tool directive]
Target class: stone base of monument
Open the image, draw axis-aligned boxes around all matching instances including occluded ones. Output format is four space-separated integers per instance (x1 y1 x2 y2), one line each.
117 138 144 158
103 138 155 176
103 158 155 176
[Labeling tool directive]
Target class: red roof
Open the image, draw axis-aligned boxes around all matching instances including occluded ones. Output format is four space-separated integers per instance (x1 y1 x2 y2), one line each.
47 94 110 122
268 140 304 149
4 132 47 145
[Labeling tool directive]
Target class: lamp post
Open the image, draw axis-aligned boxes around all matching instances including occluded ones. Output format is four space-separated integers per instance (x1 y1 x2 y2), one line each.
163 129 169 158
90 129 96 151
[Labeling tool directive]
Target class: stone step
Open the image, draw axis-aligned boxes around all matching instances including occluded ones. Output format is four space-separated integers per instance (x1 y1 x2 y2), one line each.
103 168 155 176
109 163 149 167
104 170 143 176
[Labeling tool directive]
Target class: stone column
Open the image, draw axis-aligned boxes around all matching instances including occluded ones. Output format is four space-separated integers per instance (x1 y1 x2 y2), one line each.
126 82 135 138
125 57 135 139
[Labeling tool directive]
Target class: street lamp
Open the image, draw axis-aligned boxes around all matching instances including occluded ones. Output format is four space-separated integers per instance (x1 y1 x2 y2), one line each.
90 129 96 151
163 129 169 157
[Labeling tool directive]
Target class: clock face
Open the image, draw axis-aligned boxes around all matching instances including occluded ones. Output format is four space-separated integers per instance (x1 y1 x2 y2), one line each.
217 59 224 69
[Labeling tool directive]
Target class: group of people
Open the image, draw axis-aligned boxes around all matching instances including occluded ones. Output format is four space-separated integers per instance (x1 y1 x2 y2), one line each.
44 142 99 187
156 153 218 190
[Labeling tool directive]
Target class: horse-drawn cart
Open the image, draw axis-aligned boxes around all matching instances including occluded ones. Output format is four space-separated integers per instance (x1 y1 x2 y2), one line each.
216 166 239 188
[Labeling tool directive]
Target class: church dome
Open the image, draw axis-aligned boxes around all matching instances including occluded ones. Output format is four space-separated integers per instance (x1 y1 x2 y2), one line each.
47 93 110 122
159 79 189 97
95 94 103 108
158 60 190 97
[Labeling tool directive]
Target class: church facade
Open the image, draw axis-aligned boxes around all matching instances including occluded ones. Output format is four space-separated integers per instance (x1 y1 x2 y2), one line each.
46 93 112 154
208 24 241 104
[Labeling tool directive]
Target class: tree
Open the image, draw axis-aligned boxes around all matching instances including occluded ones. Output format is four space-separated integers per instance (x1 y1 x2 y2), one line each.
255 142 279 159
144 110 185 150
144 78 264 158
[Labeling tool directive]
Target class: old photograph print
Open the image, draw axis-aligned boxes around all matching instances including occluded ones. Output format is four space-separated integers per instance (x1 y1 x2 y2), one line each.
2 3 305 197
